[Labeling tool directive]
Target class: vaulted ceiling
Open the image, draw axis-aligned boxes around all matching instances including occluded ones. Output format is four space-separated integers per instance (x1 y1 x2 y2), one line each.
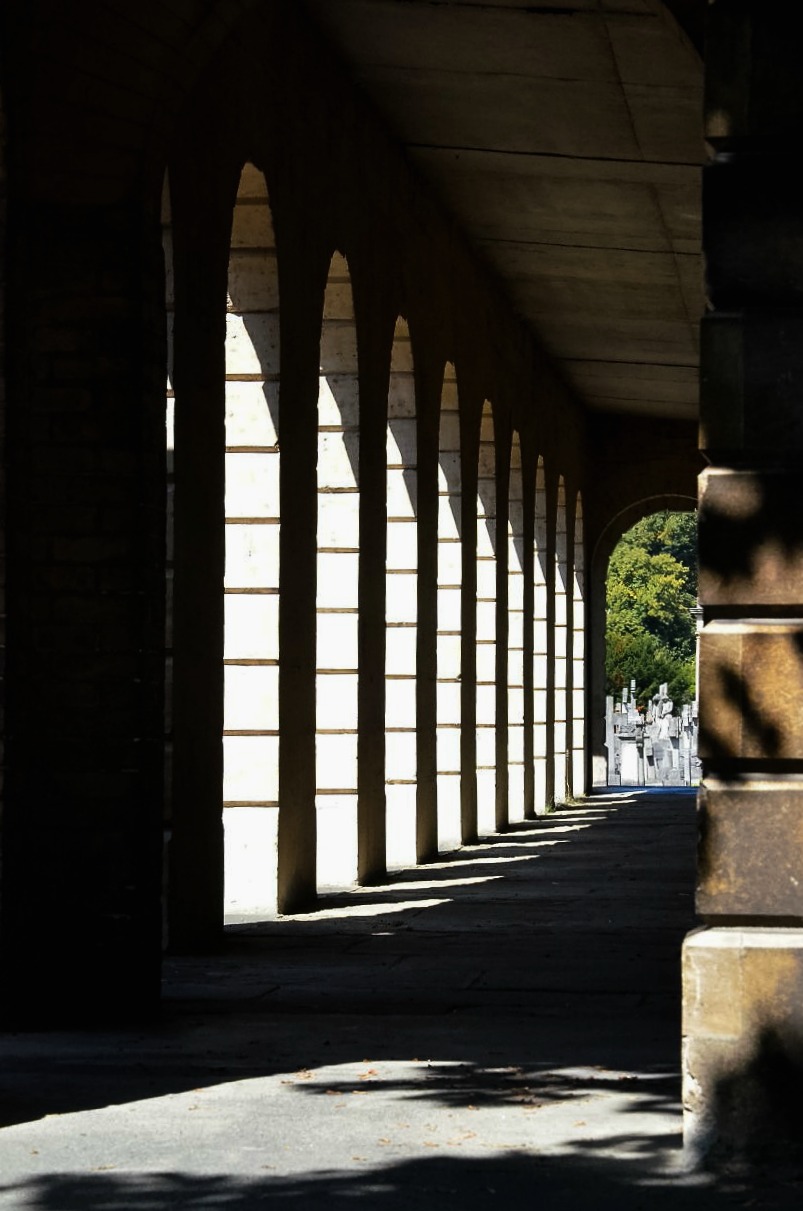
307 0 705 421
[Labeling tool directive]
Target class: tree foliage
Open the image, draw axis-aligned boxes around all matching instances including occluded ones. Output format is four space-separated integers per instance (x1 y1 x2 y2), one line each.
606 510 697 706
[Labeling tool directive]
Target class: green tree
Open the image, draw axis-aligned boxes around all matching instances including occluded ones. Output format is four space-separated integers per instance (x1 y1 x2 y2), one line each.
606 510 697 706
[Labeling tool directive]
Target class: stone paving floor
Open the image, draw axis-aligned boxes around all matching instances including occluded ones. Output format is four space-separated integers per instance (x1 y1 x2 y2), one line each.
0 789 800 1208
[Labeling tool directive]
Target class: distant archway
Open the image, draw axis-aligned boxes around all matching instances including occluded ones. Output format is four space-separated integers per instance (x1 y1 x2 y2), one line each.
589 495 697 786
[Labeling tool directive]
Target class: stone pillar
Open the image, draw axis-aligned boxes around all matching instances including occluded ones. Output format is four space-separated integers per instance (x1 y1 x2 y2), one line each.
277 248 323 912
0 194 166 1022
683 0 803 1165
355 289 394 884
167 149 234 950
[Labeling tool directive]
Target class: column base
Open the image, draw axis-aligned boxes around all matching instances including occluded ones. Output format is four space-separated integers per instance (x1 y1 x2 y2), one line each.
683 927 803 1169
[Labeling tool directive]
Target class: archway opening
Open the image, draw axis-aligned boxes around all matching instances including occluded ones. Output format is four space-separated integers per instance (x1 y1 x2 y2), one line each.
604 509 699 788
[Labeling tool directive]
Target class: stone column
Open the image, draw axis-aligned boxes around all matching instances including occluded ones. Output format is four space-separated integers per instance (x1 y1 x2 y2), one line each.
683 0 803 1165
354 288 394 884
0 193 166 1021
276 248 323 912
167 149 234 950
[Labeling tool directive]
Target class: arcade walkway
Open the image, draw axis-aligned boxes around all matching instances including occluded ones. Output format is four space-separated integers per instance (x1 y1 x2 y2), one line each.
0 791 797 1208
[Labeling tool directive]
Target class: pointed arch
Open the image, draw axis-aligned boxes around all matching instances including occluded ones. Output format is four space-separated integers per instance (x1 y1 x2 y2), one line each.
476 401 497 835
316 252 360 890
385 317 418 870
554 475 569 805
533 457 549 812
436 362 462 852
571 492 586 796
221 163 281 917
507 433 525 822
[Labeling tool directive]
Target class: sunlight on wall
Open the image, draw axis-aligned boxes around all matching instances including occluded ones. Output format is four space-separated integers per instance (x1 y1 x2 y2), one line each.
554 476 568 805
436 364 462 852
508 433 525 822
534 457 548 813
316 252 360 890
222 163 281 916
571 493 586 796
476 402 497 835
385 318 418 871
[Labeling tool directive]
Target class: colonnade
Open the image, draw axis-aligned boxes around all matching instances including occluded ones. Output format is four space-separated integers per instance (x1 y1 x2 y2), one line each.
164 163 589 927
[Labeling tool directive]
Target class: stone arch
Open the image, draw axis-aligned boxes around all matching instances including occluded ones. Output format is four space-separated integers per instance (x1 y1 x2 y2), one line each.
385 317 418 871
316 251 360 890
436 362 462 853
476 400 497 835
507 432 525 822
533 456 549 812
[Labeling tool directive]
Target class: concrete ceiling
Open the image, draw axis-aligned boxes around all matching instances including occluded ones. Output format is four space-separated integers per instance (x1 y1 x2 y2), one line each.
306 0 704 421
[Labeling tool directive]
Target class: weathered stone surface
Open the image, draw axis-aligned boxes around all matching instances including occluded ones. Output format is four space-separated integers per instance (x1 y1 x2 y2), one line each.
699 468 803 606
697 780 803 920
683 928 803 1166
700 311 803 454
704 159 803 309
698 621 803 762
705 3 803 146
